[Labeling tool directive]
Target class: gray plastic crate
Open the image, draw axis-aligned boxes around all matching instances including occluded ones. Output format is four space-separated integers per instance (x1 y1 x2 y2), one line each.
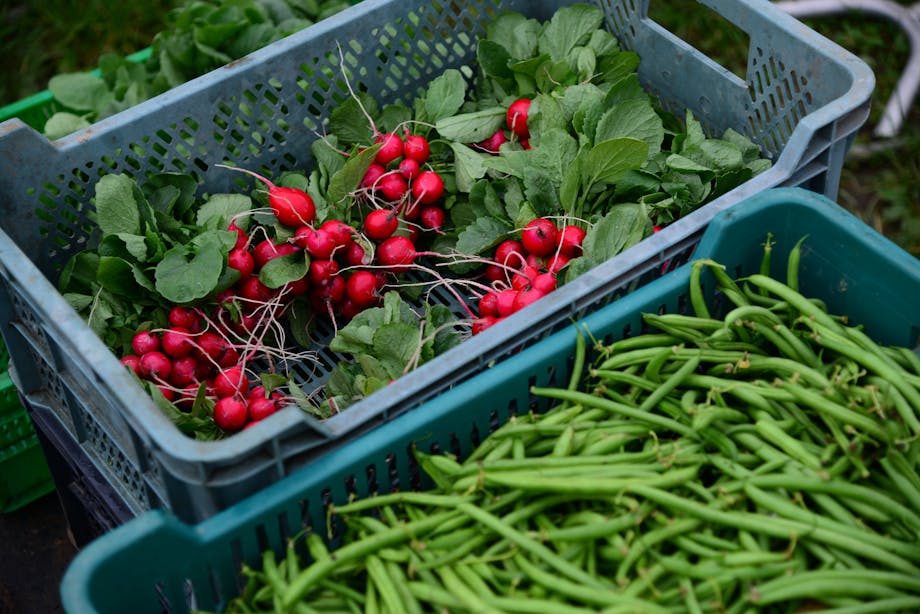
0 0 874 522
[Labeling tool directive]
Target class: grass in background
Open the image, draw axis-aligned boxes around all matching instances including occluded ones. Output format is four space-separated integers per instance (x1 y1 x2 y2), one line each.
0 0 177 106
649 0 919 257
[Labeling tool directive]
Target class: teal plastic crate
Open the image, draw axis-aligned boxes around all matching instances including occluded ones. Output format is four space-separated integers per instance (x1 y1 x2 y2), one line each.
59 187 920 613
0 371 54 513
0 0 874 523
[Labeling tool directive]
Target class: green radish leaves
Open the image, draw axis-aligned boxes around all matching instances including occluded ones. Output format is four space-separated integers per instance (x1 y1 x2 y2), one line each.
60 172 252 354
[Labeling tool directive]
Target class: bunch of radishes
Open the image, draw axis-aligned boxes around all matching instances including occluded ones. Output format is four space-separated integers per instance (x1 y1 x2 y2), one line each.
474 217 586 333
360 130 446 233
119 307 287 432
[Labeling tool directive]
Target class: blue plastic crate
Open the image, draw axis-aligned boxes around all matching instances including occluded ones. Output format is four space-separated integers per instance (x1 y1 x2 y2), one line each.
0 0 874 523
59 187 920 613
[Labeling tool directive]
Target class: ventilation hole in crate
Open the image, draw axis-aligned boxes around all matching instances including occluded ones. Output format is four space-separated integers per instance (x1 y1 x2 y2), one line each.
407 444 422 490
386 452 399 491
83 411 148 508
449 432 462 457
344 474 357 500
366 464 379 495
469 423 481 451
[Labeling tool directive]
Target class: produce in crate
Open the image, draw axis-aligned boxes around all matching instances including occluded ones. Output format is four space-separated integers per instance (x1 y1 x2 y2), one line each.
224 239 920 613
58 4 772 439
41 0 359 139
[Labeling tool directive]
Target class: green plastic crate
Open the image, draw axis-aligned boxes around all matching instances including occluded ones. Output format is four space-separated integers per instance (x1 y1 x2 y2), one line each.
0 371 54 513
58 187 920 613
0 49 152 133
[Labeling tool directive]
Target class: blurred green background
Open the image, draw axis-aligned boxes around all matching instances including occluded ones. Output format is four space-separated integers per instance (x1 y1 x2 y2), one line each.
1 0 917 255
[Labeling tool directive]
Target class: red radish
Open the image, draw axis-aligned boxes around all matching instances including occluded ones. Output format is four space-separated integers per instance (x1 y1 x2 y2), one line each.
546 252 571 274
214 366 249 398
176 384 200 412
398 158 421 180
400 199 422 222
320 219 355 247
512 265 540 291
478 292 500 318
521 139 531 150
170 356 199 388
228 248 255 279
194 331 232 364
364 209 399 241
161 327 194 358
168 306 201 331
132 330 160 356
252 239 282 270
341 298 363 320
342 241 370 267
513 287 546 312
361 163 387 190
228 222 249 250
309 259 340 286
217 165 315 228
345 270 379 307
532 271 557 294
521 218 558 257
374 133 404 165
495 239 526 268
215 289 237 306
248 396 277 421
472 315 500 335
411 171 445 205
376 236 417 273
238 275 275 303
558 225 587 257
403 134 430 162
379 173 409 202
310 275 346 309
496 290 519 317
158 386 176 402
283 276 310 297
216 345 240 369
248 386 268 399
525 253 546 270
653 225 663 233
139 351 172 381
484 263 506 283
476 129 508 154
213 397 249 432
506 98 531 138
120 354 142 375
419 206 445 231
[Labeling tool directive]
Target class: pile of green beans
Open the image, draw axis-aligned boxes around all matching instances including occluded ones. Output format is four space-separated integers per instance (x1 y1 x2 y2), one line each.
223 239 920 613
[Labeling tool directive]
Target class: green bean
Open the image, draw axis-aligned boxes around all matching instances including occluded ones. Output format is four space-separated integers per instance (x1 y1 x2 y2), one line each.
616 517 700 583
786 234 808 293
282 509 459 607
743 484 920 561
818 596 920 613
753 415 824 471
406 581 462 609
567 328 587 394
483 594 599 614
630 484 920 574
777 381 890 442
604 333 683 354
509 553 668 611
799 320 920 434
532 387 697 438
747 473 918 529
436 565 502 614
743 273 842 331
458 501 621 591
751 569 920 605
689 259 711 319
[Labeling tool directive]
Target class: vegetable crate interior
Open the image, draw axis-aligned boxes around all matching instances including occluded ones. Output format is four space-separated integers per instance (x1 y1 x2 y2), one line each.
59 187 920 613
0 0 873 523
